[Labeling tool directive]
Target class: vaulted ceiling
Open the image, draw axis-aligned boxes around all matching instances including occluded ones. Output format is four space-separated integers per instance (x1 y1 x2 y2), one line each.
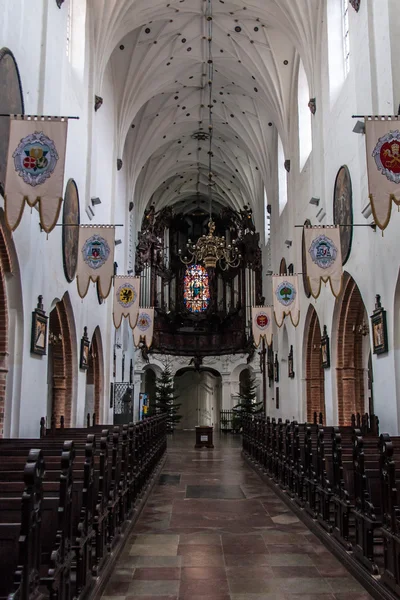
90 0 321 226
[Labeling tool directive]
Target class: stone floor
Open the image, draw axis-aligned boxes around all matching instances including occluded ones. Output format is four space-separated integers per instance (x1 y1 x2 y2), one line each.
102 432 372 600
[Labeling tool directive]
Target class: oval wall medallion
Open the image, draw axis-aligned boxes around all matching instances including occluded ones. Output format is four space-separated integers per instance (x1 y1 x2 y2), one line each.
333 165 353 266
0 48 24 196
62 179 80 282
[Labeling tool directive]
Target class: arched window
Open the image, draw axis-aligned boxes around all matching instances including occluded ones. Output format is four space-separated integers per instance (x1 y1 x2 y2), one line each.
342 0 350 76
184 265 210 313
278 135 288 215
297 60 312 171
327 0 350 105
264 187 270 244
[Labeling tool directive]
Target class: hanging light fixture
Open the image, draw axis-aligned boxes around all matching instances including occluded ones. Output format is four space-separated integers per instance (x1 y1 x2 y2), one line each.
179 0 241 271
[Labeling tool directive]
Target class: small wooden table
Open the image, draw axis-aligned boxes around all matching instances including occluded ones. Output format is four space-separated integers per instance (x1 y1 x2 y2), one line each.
195 425 214 449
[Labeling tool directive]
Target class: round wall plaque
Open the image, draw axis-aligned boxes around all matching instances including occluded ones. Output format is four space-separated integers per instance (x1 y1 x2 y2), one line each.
0 48 24 196
302 219 312 298
333 165 353 265
62 179 80 282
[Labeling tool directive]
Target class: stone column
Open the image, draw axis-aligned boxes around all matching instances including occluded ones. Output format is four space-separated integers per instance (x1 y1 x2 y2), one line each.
133 373 143 421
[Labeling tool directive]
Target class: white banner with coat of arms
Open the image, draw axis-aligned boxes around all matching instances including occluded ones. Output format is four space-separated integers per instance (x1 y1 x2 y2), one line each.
133 308 155 349
272 275 300 328
365 117 400 231
76 226 115 299
304 226 343 298
113 276 140 329
252 306 273 347
4 116 68 233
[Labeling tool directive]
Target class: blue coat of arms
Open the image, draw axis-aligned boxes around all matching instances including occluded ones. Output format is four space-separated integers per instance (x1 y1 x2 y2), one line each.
309 235 337 269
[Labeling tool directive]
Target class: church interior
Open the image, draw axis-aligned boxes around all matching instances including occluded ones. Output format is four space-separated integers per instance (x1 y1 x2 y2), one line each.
1 0 400 599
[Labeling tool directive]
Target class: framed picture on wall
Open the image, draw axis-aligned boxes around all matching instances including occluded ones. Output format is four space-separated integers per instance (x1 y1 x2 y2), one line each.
274 353 279 382
80 327 90 370
31 296 48 356
288 345 295 379
321 325 330 369
371 294 388 355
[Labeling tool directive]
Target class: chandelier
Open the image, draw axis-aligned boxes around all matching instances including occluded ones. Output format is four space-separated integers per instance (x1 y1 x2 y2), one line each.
178 0 241 272
179 220 241 269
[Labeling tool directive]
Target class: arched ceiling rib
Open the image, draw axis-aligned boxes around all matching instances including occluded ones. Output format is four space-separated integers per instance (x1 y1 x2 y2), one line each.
89 0 322 227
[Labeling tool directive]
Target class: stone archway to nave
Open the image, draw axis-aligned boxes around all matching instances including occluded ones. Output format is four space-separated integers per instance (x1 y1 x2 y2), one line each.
47 295 75 427
305 306 326 423
335 276 370 425
174 369 222 430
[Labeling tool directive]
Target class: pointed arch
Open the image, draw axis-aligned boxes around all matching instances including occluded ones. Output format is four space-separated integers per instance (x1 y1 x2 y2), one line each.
48 293 77 427
304 305 326 423
335 274 370 424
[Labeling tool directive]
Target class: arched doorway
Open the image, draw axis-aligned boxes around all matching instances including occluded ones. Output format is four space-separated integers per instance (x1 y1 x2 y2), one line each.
84 327 104 425
305 306 326 423
336 275 370 425
47 294 76 426
144 368 157 414
174 368 222 430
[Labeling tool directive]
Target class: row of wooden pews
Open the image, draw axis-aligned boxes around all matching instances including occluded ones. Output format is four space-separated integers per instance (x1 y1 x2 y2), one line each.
242 412 400 598
0 414 167 600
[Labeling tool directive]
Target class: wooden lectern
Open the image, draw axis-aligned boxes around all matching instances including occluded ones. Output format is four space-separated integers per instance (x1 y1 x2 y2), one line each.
195 425 214 449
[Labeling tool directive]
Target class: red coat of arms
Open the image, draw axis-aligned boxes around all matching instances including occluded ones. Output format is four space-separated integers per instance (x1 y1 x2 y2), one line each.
372 130 400 184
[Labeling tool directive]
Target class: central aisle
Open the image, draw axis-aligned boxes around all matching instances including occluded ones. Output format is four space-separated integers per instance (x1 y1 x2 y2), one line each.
102 432 371 600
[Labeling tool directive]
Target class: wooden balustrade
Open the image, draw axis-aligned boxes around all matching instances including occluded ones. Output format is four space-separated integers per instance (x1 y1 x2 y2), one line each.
0 415 167 600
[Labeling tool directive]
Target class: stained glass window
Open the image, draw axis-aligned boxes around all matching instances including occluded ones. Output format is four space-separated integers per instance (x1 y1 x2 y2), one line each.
184 265 210 313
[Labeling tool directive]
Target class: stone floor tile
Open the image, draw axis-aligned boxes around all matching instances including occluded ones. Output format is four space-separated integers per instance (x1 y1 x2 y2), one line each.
181 567 227 580
129 545 178 557
128 556 183 568
325 577 367 593
133 535 180 546
132 568 181 580
128 581 180 596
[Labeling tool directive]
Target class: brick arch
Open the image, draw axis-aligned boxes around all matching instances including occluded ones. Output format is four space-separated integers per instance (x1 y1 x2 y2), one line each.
88 327 104 424
336 275 368 425
48 295 76 426
0 219 14 437
305 305 325 423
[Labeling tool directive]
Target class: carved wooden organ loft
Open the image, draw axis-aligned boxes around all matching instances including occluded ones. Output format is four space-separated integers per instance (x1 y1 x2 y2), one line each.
135 204 263 356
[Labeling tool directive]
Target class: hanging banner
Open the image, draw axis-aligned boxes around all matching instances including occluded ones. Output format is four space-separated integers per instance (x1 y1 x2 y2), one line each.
113 276 140 329
304 226 343 298
251 306 273 347
272 275 300 328
4 116 68 233
76 226 115 299
133 308 154 349
365 117 400 231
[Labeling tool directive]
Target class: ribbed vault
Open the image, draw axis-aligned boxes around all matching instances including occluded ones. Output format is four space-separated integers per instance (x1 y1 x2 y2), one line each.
89 0 322 224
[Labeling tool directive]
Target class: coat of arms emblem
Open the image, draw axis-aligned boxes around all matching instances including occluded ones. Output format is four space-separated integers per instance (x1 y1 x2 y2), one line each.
309 235 338 269
137 312 152 331
276 281 296 307
372 130 400 184
117 283 136 308
256 312 270 329
13 131 59 186
82 235 110 269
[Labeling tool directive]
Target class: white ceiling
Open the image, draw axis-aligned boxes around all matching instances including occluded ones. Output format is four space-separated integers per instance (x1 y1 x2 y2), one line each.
90 0 321 225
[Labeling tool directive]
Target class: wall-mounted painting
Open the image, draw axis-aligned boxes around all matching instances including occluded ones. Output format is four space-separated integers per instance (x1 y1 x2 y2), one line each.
80 326 90 370
31 296 48 355
371 295 388 355
321 325 330 369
